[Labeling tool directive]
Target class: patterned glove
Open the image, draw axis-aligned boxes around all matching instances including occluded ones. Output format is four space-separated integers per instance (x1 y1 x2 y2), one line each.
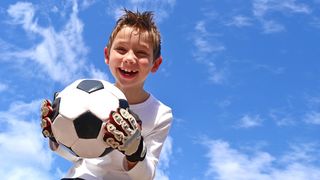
40 99 57 142
103 103 147 162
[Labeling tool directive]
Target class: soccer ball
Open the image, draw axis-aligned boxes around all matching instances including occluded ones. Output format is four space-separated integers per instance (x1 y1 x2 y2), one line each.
50 79 128 158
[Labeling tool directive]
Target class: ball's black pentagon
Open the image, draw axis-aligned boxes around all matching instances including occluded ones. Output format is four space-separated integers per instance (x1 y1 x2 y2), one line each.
77 80 104 94
53 91 60 100
73 111 102 139
99 147 114 157
62 144 80 157
119 99 129 109
51 97 61 122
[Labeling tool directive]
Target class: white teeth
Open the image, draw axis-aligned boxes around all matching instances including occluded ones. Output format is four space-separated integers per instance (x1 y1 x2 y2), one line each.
121 68 137 73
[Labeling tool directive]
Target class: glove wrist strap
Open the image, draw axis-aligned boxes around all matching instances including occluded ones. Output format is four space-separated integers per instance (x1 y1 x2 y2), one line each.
126 137 147 162
49 137 57 143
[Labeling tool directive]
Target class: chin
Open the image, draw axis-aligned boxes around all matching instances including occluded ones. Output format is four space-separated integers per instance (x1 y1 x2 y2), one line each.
116 81 142 90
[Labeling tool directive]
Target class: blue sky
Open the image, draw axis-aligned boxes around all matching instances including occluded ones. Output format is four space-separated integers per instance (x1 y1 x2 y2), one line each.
0 0 320 179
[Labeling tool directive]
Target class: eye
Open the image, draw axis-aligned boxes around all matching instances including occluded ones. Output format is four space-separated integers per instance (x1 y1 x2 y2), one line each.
115 47 127 54
136 50 149 57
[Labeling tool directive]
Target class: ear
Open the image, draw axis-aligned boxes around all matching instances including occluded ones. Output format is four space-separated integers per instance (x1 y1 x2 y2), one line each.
104 47 109 64
151 56 162 73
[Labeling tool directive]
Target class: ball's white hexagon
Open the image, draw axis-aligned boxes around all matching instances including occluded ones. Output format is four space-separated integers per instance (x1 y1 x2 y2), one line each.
57 81 90 120
52 114 78 147
71 138 107 158
88 88 120 120
51 79 127 158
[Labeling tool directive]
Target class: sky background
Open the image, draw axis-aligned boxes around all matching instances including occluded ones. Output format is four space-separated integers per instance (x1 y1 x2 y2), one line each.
0 0 320 179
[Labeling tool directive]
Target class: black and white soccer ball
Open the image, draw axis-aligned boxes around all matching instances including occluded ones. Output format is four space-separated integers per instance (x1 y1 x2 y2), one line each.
50 79 128 158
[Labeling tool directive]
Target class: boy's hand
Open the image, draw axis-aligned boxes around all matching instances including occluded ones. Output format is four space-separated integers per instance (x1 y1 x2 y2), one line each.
40 99 56 142
103 108 147 162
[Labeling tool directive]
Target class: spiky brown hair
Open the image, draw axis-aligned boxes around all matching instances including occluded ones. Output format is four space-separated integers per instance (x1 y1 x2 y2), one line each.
106 9 161 61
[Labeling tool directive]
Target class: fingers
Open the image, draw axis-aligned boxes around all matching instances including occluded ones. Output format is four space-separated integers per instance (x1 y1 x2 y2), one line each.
110 109 137 135
118 108 140 131
41 99 53 118
128 109 142 130
41 117 53 138
103 108 146 161
40 99 54 138
106 123 126 142
104 108 141 149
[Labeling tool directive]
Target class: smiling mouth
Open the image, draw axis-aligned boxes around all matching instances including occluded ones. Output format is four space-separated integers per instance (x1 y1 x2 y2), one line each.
118 68 138 77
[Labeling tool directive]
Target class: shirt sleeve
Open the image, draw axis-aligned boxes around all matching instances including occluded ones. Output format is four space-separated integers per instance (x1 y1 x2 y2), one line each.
49 139 80 163
126 108 173 180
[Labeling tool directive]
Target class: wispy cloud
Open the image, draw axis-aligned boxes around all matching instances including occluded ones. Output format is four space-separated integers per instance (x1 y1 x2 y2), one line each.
269 108 296 126
253 64 286 75
192 20 227 84
310 17 320 28
226 15 253 28
0 99 60 180
253 0 311 33
0 82 8 93
237 114 263 128
281 143 320 164
304 111 320 125
204 139 320 180
253 0 311 18
189 0 313 84
1 1 107 85
155 136 173 180
261 19 286 33
268 93 320 126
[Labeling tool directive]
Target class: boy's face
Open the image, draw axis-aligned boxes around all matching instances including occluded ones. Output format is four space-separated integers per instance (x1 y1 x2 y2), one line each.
105 26 162 90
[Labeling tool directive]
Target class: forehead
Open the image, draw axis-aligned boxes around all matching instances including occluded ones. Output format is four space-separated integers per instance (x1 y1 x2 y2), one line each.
113 26 151 47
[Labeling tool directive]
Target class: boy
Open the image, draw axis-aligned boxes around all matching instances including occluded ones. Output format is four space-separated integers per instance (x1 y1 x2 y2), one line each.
40 9 173 180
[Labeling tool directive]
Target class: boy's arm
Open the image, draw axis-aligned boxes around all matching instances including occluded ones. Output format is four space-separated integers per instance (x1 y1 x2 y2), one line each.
125 108 173 180
48 139 80 162
123 158 138 170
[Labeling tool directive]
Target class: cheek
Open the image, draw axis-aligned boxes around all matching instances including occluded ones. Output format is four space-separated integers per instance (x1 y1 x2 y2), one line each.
108 60 119 74
139 59 153 68
108 55 120 66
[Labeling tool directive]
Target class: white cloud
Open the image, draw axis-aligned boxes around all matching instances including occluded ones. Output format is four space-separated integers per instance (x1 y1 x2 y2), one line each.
261 20 286 34
88 64 110 82
253 64 286 75
193 21 225 53
80 0 96 10
309 96 320 105
208 65 228 84
0 99 60 180
280 0 311 14
253 0 311 18
192 21 227 84
217 98 232 109
252 0 311 33
237 114 263 128
226 15 252 27
269 94 320 126
155 170 169 180
3 1 107 85
204 139 320 180
304 111 320 125
6 2 35 29
0 82 8 93
155 136 173 180
269 109 296 126
281 143 320 164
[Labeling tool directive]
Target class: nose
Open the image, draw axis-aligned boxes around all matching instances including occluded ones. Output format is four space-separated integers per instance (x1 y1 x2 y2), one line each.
123 50 137 64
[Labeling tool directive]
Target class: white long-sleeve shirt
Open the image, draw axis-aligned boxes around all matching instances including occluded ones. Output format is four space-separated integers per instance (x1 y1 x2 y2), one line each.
51 94 173 180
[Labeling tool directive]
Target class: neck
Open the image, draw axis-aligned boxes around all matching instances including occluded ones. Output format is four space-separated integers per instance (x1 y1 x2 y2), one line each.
115 83 150 105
